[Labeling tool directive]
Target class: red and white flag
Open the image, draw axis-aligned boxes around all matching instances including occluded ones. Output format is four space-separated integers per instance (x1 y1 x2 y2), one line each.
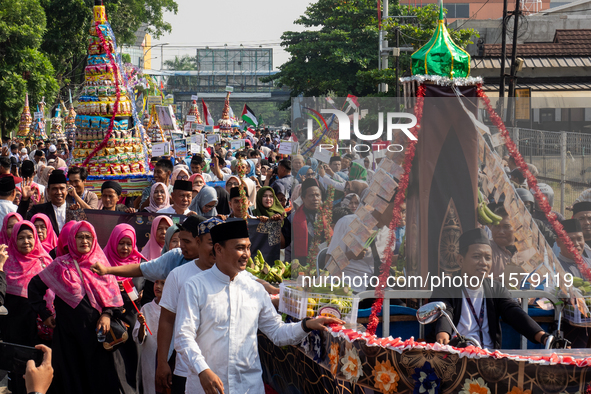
122 279 139 301
202 99 214 126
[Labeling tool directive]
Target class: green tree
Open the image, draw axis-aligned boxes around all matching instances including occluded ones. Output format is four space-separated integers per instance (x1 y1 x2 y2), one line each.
164 55 198 91
0 0 59 136
39 0 178 97
266 0 477 108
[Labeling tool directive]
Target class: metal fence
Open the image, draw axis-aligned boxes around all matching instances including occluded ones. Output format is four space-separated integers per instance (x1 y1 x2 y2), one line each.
504 128 591 217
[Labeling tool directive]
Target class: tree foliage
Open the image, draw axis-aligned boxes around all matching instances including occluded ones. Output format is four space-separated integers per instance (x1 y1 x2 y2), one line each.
39 0 178 99
0 0 59 136
266 0 478 108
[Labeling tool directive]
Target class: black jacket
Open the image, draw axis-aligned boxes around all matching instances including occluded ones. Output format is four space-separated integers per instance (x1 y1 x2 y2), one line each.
430 280 543 349
17 200 60 235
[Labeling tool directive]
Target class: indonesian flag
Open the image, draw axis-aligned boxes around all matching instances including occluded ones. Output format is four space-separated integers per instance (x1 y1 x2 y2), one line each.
122 279 139 301
202 99 214 126
241 104 258 127
345 94 360 113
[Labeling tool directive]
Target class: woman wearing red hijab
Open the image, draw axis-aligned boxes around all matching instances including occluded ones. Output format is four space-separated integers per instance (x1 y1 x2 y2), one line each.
28 221 123 394
0 221 52 394
31 213 58 254
103 223 147 393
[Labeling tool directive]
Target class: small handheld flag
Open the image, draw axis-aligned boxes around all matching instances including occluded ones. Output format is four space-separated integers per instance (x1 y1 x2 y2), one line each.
123 279 152 335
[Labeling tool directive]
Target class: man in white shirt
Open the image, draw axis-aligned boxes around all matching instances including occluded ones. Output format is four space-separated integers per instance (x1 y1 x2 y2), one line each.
431 228 549 349
157 217 223 394
158 180 195 216
0 176 17 231
174 219 343 394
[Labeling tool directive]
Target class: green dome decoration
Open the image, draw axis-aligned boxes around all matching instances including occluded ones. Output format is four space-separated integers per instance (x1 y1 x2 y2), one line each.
410 0 471 78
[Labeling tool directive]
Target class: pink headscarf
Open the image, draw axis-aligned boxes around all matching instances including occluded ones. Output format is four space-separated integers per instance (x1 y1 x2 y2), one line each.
56 221 77 257
103 224 145 281
146 182 170 213
190 173 205 188
171 165 190 183
4 221 52 297
39 221 123 312
0 212 23 245
141 215 173 261
31 213 58 253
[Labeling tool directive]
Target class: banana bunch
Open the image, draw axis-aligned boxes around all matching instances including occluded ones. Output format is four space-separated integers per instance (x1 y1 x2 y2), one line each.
245 250 292 283
306 297 353 317
572 277 591 297
291 259 330 278
477 189 503 226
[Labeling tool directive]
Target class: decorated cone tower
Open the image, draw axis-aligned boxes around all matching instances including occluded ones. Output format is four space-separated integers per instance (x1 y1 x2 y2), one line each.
33 97 48 140
64 102 77 141
17 93 33 140
147 105 165 144
184 100 203 134
50 104 66 141
217 92 232 132
70 1 150 195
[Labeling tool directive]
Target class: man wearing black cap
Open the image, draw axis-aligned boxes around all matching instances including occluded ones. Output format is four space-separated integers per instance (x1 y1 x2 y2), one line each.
0 176 17 230
572 201 591 249
556 219 590 278
19 170 69 233
174 219 344 394
227 187 255 219
430 228 549 349
158 180 195 215
101 181 135 212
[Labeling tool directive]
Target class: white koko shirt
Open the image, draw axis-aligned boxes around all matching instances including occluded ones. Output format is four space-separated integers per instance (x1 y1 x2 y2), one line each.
174 264 308 394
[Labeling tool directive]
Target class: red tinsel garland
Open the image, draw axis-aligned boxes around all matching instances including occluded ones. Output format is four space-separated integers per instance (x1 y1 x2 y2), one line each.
82 22 122 167
476 86 591 282
367 85 426 335
309 186 335 258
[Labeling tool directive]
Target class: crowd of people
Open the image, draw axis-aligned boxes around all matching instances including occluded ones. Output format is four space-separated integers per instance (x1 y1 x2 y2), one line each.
0 129 590 394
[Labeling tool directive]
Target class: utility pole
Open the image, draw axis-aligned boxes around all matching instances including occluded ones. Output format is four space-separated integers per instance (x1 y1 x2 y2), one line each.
379 0 390 93
507 0 521 127
499 0 508 99
395 27 400 98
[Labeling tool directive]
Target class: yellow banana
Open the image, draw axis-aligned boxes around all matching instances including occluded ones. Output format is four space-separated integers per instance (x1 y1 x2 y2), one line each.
478 203 493 225
482 203 503 223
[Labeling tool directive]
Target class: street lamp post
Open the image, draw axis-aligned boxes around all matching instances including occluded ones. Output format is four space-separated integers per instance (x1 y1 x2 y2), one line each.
141 43 169 69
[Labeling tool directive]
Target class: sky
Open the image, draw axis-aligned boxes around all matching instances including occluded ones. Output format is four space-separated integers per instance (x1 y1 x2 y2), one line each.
150 0 317 71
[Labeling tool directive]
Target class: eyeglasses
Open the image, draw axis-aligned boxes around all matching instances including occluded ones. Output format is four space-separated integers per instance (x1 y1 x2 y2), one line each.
227 181 239 187
177 175 189 180
305 172 315 178
75 235 93 241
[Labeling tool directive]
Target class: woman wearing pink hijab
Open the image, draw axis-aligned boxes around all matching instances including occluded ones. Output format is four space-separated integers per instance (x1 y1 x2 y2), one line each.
104 223 146 281
31 213 58 254
56 220 77 257
0 221 52 393
28 221 123 393
141 215 173 261
0 212 22 245
103 223 146 393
